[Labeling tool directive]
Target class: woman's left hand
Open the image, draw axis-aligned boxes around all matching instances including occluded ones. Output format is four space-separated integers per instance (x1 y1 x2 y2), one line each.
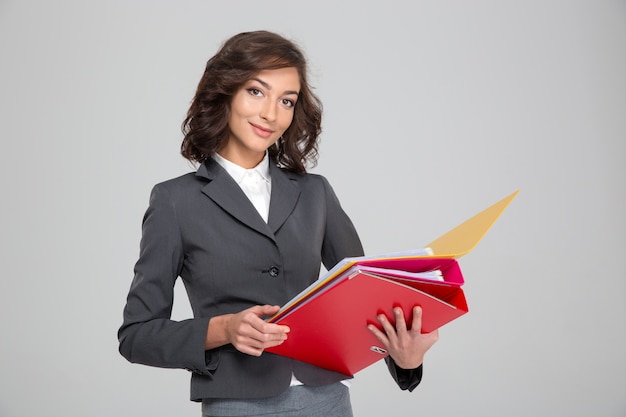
367 306 439 369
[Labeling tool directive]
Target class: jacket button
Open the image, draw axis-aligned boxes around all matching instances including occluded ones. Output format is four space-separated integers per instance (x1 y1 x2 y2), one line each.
268 266 280 277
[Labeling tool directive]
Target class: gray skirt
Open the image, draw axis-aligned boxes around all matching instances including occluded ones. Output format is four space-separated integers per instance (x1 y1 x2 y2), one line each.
201 382 353 417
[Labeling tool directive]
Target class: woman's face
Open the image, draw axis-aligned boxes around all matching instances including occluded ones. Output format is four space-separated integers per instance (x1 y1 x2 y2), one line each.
222 67 301 168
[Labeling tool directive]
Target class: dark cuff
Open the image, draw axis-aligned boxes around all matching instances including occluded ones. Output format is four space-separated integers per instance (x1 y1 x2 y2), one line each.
385 357 423 392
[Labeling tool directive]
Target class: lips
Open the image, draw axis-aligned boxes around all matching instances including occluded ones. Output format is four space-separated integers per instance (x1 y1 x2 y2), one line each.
249 122 274 139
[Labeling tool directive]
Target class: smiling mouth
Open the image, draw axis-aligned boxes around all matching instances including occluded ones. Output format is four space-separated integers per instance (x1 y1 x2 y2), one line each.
250 122 274 138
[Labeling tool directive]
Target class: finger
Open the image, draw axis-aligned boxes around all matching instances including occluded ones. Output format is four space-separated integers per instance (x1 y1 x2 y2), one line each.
367 324 390 346
393 307 408 333
234 331 286 355
250 318 290 338
249 304 281 318
230 332 263 352
410 306 423 333
243 306 290 337
259 304 281 316
258 305 291 334
376 312 398 341
228 311 287 347
243 327 287 348
235 342 265 357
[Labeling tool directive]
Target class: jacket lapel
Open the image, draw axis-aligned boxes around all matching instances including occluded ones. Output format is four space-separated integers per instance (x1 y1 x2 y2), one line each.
197 159 276 242
267 163 301 234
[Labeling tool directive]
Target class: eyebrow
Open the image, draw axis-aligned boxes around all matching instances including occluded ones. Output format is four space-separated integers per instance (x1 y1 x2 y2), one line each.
251 77 300 96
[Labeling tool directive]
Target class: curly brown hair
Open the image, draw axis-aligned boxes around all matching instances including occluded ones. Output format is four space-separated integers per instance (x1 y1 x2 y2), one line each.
181 30 323 173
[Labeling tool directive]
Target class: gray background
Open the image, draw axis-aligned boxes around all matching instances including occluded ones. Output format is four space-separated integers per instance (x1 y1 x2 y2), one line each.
1 0 625 416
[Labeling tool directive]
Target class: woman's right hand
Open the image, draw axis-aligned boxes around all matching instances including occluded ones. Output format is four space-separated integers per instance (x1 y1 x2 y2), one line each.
205 305 290 356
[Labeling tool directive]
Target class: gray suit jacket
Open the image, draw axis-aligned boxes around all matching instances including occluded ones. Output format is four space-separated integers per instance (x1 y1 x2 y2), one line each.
118 158 422 401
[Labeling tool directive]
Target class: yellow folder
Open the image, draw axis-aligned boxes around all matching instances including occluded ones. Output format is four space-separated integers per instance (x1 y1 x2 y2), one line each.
426 190 520 258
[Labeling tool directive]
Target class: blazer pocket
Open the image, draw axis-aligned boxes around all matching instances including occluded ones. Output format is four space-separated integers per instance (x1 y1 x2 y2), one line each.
203 346 223 374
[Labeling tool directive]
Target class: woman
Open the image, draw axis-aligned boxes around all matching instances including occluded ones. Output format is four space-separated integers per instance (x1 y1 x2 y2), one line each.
118 30 438 416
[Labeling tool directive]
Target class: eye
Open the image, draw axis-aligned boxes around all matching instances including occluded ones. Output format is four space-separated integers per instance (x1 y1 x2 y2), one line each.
281 98 295 108
247 88 263 97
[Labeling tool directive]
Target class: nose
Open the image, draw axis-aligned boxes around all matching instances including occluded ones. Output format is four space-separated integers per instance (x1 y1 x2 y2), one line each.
259 99 277 122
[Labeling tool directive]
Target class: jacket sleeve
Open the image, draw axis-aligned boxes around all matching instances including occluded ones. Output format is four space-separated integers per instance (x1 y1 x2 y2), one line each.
385 357 423 391
319 176 364 267
117 184 215 375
